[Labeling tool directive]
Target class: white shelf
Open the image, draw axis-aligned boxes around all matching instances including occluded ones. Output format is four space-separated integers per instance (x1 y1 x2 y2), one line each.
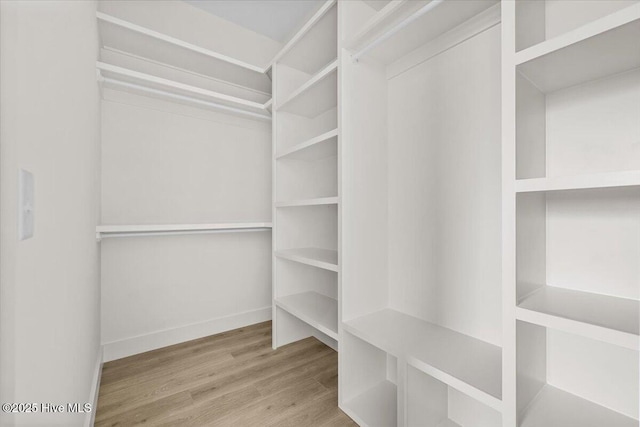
275 248 338 272
276 129 338 161
344 309 502 410
97 12 271 93
277 61 337 118
516 5 640 93
437 420 462 427
270 0 337 69
347 0 498 65
516 286 639 351
520 385 637 427
96 222 272 240
97 62 271 121
515 171 640 193
275 196 338 208
275 291 338 340
343 381 397 427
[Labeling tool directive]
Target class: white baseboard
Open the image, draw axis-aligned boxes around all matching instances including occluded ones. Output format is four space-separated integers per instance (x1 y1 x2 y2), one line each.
85 349 103 427
102 306 272 362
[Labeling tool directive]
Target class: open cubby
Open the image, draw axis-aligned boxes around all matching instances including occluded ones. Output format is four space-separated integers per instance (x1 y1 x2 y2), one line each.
407 365 501 427
274 257 338 340
275 205 337 252
515 0 639 52
341 332 398 427
517 321 638 427
516 187 640 349
275 108 337 155
276 151 337 202
515 66 640 182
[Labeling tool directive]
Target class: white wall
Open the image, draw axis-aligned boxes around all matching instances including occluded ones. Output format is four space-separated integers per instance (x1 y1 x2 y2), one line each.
100 89 272 361
0 1 102 426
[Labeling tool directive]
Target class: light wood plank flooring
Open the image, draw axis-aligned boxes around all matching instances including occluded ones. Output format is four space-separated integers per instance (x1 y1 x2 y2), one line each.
95 321 357 426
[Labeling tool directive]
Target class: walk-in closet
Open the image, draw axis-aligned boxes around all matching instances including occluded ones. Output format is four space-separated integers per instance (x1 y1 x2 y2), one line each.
1 1 638 426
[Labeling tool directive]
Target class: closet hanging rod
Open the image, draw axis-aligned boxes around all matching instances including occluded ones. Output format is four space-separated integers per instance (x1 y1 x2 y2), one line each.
98 74 272 121
96 223 273 241
351 0 445 62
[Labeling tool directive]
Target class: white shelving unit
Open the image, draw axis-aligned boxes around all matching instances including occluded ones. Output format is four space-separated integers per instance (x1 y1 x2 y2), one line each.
504 1 640 426
96 11 273 121
339 1 503 425
272 0 340 352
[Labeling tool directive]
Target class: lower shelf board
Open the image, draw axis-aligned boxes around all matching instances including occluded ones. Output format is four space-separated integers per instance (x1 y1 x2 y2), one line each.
343 380 397 427
275 291 338 340
275 247 338 272
344 309 501 410
516 286 639 350
520 385 637 427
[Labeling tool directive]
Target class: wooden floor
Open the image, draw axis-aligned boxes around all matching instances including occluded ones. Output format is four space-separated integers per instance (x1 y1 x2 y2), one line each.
96 321 357 426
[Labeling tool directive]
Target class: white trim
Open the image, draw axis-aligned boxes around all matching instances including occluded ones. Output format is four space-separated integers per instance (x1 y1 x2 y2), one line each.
102 307 272 362
85 350 103 427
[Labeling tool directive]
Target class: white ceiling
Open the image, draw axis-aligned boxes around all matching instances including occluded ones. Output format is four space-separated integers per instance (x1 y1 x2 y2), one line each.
184 1 325 43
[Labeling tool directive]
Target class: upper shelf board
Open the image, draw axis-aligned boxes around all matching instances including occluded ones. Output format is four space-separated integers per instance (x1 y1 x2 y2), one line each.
277 61 338 118
275 247 338 272
275 196 338 208
344 308 502 410
97 12 272 94
517 286 639 351
97 62 272 120
347 0 498 65
515 171 640 193
276 129 338 161
516 5 640 93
